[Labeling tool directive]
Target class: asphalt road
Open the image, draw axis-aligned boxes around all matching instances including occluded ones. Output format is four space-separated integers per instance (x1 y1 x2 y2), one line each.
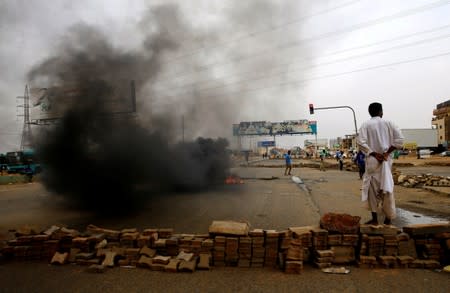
0 165 449 292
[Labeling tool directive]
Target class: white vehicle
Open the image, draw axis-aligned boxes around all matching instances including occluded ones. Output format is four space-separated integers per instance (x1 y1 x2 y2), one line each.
440 151 450 157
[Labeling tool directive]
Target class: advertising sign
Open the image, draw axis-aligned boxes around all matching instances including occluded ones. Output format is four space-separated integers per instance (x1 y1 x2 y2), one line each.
257 141 275 147
234 120 316 136
29 82 135 123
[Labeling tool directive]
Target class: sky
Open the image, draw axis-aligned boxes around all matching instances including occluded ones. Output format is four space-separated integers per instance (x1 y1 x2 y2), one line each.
1 0 450 153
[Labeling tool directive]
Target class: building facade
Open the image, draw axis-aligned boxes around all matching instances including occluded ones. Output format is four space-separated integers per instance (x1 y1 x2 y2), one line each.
432 99 450 148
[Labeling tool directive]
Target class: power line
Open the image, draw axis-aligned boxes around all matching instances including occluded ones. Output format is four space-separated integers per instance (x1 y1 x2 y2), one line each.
155 32 450 96
154 0 450 82
154 24 450 93
167 0 363 62
151 50 450 107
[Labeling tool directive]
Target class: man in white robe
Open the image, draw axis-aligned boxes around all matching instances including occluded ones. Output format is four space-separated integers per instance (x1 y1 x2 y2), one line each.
357 102 404 225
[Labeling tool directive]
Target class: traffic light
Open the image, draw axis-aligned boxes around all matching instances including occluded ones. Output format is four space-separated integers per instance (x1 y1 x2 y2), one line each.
309 103 314 114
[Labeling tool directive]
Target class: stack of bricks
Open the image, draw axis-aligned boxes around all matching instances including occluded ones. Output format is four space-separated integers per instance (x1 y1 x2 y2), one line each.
314 249 334 268
284 238 303 274
311 228 328 251
72 237 91 253
191 236 205 256
289 227 312 263
213 236 226 266
249 229 265 267
366 236 384 257
264 230 279 268
8 237 31 261
124 247 140 266
384 234 399 256
358 255 378 268
397 233 416 258
278 230 291 270
2 220 449 273
154 238 167 256
225 237 239 266
165 235 179 256
120 228 139 248
402 223 448 267
179 235 194 254
238 236 252 267
201 238 214 255
158 228 173 239
141 228 158 248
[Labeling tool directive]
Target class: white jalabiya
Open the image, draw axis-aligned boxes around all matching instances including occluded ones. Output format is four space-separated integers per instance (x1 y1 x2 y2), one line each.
357 117 404 219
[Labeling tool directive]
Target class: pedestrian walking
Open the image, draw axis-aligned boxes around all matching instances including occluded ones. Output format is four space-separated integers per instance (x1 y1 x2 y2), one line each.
354 150 365 179
284 150 292 175
357 102 404 225
337 150 344 171
319 150 326 171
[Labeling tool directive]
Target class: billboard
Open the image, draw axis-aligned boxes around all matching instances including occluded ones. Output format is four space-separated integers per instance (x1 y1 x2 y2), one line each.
30 87 79 122
234 120 317 136
257 141 275 147
29 82 136 123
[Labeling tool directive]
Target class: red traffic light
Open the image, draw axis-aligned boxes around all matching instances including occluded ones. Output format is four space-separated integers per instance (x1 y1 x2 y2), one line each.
309 103 314 114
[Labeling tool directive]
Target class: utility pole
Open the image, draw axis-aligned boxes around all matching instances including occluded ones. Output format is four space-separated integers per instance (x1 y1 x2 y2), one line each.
17 85 32 151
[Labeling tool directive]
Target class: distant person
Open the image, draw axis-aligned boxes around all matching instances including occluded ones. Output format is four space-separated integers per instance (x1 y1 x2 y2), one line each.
0 164 6 175
244 151 249 165
337 150 344 171
354 150 366 179
284 150 292 176
357 102 404 225
24 164 34 183
319 150 326 172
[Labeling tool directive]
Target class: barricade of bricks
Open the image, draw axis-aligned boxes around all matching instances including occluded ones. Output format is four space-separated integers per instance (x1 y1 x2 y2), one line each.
1 218 449 274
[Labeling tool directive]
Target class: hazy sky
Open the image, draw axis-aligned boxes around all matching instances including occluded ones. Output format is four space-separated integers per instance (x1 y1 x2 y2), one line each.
1 0 450 152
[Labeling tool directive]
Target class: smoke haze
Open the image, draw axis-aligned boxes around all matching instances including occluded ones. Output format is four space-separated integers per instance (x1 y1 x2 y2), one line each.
25 1 310 214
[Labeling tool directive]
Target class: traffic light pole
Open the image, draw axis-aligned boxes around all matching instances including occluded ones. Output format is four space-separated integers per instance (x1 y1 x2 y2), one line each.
313 105 358 136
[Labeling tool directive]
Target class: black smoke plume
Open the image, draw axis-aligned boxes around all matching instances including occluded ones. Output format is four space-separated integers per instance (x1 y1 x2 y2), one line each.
27 1 309 214
28 5 231 214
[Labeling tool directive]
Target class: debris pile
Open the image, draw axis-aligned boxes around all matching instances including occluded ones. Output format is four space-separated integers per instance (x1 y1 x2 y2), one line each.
393 172 450 188
1 215 449 274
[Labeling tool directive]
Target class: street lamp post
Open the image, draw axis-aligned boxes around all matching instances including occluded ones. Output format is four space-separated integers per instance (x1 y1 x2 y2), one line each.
309 104 359 148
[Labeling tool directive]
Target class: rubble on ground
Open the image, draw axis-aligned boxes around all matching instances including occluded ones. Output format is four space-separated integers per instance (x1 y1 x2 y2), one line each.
393 171 450 188
0 215 449 274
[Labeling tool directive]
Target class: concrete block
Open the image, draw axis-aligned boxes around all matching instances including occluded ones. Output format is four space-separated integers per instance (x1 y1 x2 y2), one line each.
165 259 181 272
179 257 198 272
137 255 153 268
140 246 156 258
102 251 117 267
50 252 68 265
86 264 106 273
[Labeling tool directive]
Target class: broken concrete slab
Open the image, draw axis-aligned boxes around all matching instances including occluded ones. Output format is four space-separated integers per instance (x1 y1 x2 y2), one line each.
208 221 249 236
402 223 450 236
360 224 401 236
